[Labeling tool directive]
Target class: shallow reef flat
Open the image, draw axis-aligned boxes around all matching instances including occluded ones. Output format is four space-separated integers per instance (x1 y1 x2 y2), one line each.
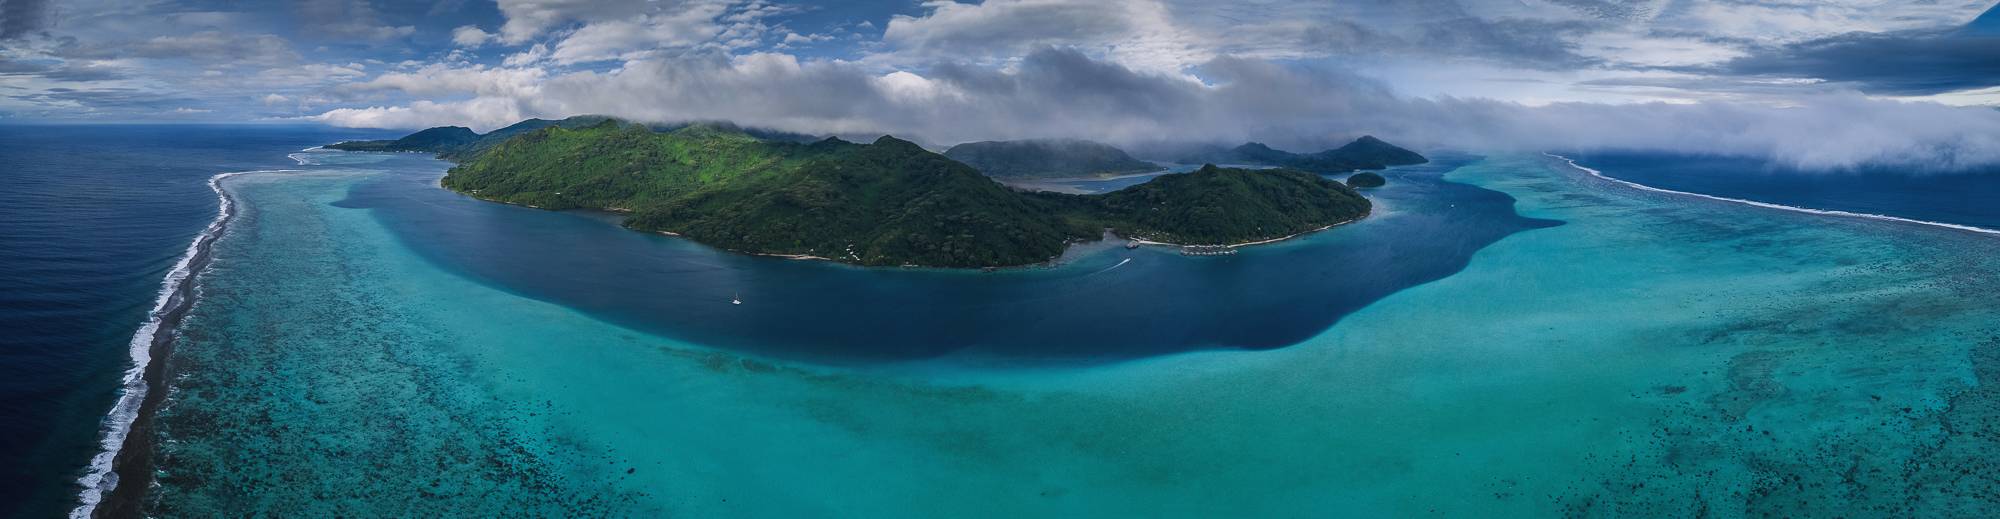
144 153 2000 517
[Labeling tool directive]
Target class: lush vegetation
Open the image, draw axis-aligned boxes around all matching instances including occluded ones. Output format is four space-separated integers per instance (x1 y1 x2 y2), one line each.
1347 172 1387 188
629 135 1093 267
1177 136 1427 172
353 119 1378 268
1036 165 1372 245
943 139 1162 178
324 116 614 158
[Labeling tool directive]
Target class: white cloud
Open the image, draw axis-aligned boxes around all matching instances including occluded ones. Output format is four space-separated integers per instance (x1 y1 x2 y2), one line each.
492 0 669 44
451 26 494 47
341 63 547 99
478 0 785 64
881 0 1200 71
502 44 550 67
546 4 733 64
254 62 370 86
311 98 531 130
781 32 831 45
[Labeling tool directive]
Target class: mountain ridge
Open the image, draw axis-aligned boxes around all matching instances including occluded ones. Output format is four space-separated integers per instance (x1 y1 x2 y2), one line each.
943 139 1163 179
1176 137 1428 172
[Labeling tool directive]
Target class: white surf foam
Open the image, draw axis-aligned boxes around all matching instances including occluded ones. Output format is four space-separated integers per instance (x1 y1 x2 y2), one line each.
1545 153 2000 237
69 169 294 518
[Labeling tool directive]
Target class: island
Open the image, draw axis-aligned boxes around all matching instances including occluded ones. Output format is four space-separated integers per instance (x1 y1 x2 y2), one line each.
334 118 1412 268
1176 136 1428 173
327 116 616 159
322 125 480 153
1346 172 1386 188
942 139 1163 179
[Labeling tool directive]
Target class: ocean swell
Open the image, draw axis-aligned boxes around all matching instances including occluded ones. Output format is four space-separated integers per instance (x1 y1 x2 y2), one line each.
69 170 291 518
1546 153 2000 237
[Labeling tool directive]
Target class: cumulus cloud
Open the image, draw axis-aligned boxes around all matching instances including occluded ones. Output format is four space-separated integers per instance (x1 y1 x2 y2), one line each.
545 3 732 64
341 63 544 98
480 0 780 64
451 25 493 47
311 46 2000 170
311 97 532 130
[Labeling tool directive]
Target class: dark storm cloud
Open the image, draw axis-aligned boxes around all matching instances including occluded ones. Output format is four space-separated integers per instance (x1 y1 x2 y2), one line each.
1718 29 2000 95
0 0 52 40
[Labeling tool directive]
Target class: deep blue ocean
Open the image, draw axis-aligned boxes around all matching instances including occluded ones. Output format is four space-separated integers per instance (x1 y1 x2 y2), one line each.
1568 151 2000 230
0 124 389 517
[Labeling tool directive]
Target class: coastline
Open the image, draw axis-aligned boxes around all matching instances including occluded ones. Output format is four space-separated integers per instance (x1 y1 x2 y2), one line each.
1125 210 1369 249
1546 153 2000 236
996 169 1177 194
72 171 276 519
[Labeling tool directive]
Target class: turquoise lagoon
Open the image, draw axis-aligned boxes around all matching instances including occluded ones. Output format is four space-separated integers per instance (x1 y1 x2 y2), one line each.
139 152 2000 516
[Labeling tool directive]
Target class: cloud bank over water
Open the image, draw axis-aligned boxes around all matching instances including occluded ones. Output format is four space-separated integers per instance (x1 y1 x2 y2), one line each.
7 0 2000 170
315 47 2000 171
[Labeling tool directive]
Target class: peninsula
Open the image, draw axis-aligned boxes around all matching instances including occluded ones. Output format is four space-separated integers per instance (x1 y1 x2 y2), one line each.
331 118 1410 268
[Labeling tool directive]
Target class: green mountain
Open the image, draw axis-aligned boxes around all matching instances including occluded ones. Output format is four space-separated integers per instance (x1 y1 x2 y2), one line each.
626 134 1092 267
942 139 1162 178
344 119 1374 268
323 126 479 152
1040 165 1372 246
1177 136 1428 172
322 116 612 159
440 116 614 160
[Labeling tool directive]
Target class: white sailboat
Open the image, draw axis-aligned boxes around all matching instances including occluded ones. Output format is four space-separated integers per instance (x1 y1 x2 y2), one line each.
732 292 741 305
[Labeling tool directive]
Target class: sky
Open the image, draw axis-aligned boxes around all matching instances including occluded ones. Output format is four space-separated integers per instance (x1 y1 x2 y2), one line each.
2 0 1999 168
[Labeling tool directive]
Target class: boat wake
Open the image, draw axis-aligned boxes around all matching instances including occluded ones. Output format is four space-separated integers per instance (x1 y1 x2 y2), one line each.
70 169 292 518
1546 154 2000 237
1092 258 1133 275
